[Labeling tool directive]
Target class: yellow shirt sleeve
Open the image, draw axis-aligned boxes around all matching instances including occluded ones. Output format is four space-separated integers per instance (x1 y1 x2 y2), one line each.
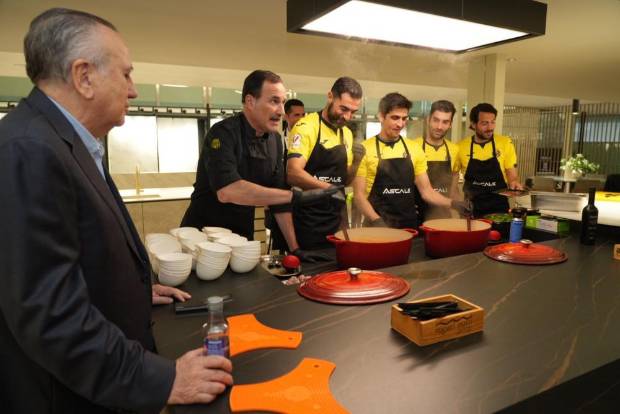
447 141 460 173
344 131 354 167
286 115 316 160
502 137 518 170
405 139 427 176
356 153 368 178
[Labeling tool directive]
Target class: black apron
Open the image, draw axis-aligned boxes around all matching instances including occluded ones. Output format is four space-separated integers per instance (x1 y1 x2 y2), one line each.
293 113 347 249
367 136 417 228
463 136 509 218
181 119 281 239
418 140 453 221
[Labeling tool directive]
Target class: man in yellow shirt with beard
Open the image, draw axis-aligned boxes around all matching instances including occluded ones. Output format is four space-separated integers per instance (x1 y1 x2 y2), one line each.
458 103 523 217
353 93 470 228
412 100 461 220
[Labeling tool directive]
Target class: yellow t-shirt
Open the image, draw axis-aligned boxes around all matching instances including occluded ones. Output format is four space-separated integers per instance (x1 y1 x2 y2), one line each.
356 136 428 195
457 134 517 183
412 137 460 173
287 112 353 166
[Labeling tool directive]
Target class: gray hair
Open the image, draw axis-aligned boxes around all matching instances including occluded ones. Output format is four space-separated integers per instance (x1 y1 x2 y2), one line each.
24 8 117 84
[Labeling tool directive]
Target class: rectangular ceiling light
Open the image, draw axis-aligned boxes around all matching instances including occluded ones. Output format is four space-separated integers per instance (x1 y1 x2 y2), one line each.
287 0 547 53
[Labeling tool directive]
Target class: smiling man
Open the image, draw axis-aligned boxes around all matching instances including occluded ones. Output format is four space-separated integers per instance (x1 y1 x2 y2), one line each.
458 103 523 217
286 77 366 249
412 100 461 220
353 93 469 228
182 70 337 261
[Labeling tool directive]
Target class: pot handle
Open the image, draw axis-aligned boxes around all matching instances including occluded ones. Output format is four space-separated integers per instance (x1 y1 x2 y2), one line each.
401 228 419 238
418 225 437 233
326 235 344 244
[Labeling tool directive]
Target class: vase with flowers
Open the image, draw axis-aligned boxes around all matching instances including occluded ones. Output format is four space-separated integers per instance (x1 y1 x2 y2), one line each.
560 153 599 180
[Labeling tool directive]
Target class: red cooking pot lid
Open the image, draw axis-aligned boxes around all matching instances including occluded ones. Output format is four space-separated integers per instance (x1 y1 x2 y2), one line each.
297 268 410 305
483 239 568 265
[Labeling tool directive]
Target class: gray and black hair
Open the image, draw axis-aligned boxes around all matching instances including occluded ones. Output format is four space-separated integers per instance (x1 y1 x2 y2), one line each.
241 70 283 104
378 92 412 115
429 100 457 120
24 8 117 83
330 77 363 100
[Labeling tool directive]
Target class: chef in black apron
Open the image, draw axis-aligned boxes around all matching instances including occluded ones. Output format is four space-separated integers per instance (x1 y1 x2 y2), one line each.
463 136 509 217
461 103 524 218
181 70 336 261
367 136 417 228
290 113 349 249
287 77 367 250
417 140 454 220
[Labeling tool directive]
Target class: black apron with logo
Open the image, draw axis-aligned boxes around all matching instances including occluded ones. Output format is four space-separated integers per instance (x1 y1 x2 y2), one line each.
181 119 281 239
418 140 453 221
463 136 509 218
367 136 417 228
293 113 347 249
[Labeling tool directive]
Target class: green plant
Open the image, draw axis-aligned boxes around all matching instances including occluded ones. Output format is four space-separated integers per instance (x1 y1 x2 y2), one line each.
560 153 599 175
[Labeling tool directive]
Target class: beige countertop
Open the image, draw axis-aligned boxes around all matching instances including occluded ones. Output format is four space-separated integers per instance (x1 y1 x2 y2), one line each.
119 186 193 203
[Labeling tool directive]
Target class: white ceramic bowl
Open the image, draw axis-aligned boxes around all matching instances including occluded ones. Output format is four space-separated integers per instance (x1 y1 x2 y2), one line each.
229 255 259 273
169 227 199 238
148 239 182 257
217 236 250 248
158 270 190 287
202 226 232 235
145 233 177 246
196 261 227 281
196 241 232 255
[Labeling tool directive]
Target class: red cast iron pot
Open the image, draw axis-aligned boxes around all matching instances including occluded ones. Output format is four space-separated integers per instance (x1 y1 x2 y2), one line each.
326 227 418 270
419 218 492 258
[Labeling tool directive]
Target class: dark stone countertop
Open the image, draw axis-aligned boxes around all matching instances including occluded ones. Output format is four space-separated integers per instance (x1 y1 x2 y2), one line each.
152 226 620 413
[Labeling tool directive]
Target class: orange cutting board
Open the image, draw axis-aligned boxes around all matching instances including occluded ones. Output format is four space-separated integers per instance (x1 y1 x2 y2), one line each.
227 314 302 357
229 357 349 413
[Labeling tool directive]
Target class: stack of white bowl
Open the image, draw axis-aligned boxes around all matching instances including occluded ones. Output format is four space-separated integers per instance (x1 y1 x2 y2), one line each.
177 228 208 244
195 242 232 280
230 240 261 273
156 252 192 286
145 233 182 275
216 235 249 248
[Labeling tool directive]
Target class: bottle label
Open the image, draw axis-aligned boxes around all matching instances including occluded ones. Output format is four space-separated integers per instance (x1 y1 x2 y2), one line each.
205 337 229 357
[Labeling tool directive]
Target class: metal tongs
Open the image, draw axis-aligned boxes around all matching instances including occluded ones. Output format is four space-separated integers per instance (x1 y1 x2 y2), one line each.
398 301 463 320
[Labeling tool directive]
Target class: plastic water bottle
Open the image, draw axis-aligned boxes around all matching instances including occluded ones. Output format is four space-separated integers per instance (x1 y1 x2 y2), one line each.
202 296 229 358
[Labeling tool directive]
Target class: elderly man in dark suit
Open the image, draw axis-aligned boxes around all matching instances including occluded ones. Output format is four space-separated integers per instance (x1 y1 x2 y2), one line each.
0 8 232 414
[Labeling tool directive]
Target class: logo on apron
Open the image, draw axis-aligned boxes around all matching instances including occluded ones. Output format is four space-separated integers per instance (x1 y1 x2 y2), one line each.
382 188 412 195
316 176 342 183
210 138 221 150
472 180 497 187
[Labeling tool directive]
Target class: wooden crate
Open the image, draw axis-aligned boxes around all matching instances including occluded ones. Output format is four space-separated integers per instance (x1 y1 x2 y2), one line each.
391 294 484 346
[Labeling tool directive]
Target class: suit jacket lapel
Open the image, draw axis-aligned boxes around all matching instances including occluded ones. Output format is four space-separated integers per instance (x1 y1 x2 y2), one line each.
26 88 145 264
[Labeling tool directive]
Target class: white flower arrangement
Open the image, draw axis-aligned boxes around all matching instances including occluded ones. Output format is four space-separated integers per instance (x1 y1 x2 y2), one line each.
560 153 599 176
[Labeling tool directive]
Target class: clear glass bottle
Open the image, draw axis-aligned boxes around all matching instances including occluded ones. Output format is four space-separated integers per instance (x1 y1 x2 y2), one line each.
580 187 598 245
202 296 229 358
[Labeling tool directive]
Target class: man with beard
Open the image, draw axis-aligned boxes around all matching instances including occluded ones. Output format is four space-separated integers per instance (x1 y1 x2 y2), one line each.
412 100 461 220
458 103 523 217
182 70 338 262
286 77 366 249
353 93 469 228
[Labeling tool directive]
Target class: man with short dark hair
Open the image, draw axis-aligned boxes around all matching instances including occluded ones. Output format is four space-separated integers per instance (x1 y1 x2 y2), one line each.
0 8 232 413
283 98 305 134
287 77 366 249
412 100 461 220
353 93 469 228
458 103 523 217
182 70 335 261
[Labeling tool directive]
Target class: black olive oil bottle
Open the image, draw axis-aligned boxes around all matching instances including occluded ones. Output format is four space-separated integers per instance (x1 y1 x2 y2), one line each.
580 187 598 245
